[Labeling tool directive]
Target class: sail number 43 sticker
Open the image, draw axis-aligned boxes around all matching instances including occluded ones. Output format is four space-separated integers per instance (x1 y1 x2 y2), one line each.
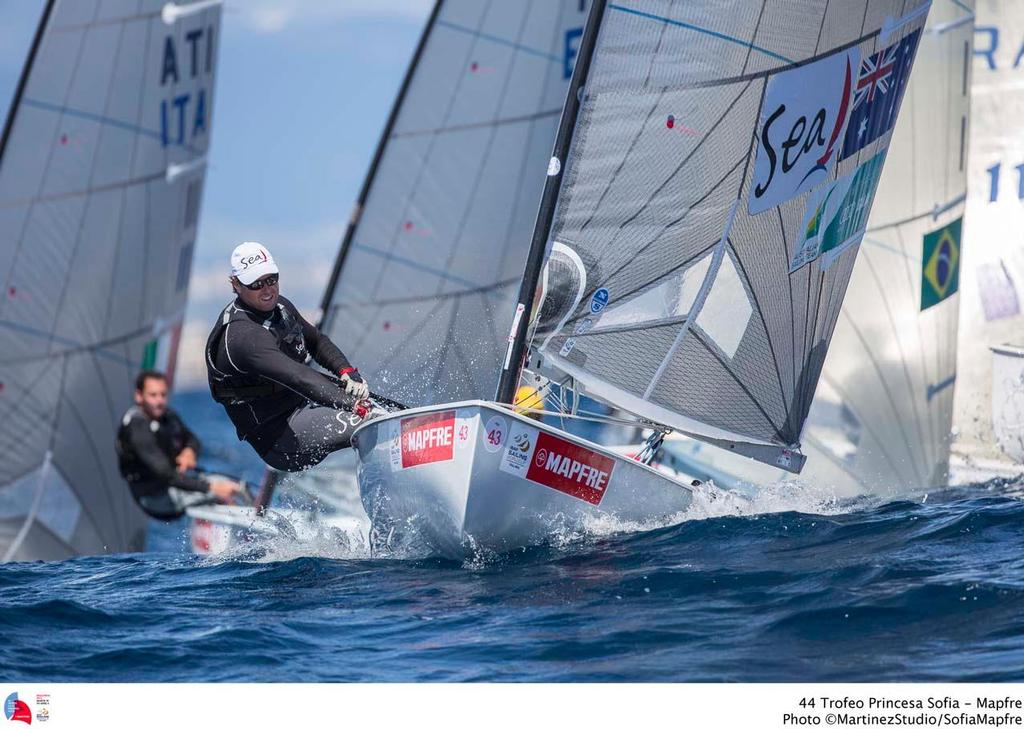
500 423 614 505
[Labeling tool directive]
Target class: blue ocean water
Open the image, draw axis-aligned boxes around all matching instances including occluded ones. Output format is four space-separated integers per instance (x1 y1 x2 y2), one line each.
1 392 1023 682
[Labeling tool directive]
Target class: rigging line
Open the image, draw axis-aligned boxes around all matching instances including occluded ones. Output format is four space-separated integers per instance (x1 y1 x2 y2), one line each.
0 1 97 322
331 277 518 310
434 18 563 65
560 93 753 330
432 3 535 299
47 16 131 358
795 269 827 431
779 207 798 397
740 0 770 76
389 107 561 139
812 0 831 55
691 330 788 440
863 245 935 477
577 13 672 235
727 241 792 431
359 0 495 304
577 86 668 235
599 81 752 252
862 235 920 261
838 306 928 484
606 4 794 64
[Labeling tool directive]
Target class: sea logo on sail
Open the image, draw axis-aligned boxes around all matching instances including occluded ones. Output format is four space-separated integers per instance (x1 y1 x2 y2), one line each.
749 48 860 215
524 432 615 505
399 411 456 468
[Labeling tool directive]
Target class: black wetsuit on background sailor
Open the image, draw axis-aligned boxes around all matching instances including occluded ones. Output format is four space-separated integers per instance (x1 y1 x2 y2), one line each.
205 242 371 472
116 371 240 519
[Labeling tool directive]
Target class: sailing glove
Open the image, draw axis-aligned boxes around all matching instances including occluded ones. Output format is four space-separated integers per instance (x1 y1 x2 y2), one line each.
339 368 370 400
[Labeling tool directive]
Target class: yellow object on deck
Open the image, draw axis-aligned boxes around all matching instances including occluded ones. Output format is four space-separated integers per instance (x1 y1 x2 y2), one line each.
513 384 545 419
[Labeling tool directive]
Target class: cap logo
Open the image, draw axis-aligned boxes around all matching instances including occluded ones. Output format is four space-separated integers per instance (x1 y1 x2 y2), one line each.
238 251 267 269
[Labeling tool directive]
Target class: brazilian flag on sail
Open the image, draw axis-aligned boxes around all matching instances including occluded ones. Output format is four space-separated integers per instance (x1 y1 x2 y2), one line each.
921 217 962 311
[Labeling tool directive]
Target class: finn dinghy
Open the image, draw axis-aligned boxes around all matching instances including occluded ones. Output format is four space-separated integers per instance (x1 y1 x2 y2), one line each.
348 0 932 558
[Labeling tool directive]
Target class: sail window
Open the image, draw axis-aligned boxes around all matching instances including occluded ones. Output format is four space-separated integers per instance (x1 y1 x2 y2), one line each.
590 252 712 332
694 250 750 358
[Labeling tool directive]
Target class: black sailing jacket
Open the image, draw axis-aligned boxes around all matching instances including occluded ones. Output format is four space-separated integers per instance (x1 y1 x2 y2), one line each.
205 295 353 452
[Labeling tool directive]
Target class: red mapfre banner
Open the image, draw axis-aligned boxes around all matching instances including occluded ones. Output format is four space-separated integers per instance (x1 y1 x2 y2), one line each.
525 431 614 505
401 411 456 468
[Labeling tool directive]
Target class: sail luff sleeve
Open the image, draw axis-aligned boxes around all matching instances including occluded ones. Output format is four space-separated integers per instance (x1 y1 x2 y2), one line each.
496 0 610 404
529 0 930 464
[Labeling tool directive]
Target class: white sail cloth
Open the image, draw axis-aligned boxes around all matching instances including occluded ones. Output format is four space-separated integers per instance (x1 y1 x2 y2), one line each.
534 0 931 465
0 0 220 560
320 0 589 409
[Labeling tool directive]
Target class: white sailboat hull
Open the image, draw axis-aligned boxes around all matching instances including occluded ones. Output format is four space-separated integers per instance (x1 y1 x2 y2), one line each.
353 401 693 559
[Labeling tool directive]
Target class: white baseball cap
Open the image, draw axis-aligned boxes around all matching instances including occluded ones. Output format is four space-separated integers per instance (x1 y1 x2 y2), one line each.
230 241 279 285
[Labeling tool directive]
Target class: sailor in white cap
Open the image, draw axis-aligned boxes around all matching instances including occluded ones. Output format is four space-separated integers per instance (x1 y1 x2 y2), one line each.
204 242 372 471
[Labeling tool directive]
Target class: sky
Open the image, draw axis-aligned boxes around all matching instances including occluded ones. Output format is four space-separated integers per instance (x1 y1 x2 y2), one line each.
0 0 432 388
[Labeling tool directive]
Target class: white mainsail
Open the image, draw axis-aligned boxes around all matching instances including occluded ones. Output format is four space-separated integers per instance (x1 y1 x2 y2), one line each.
528 0 930 472
319 0 589 409
0 0 220 560
794 0 973 493
953 0 1024 466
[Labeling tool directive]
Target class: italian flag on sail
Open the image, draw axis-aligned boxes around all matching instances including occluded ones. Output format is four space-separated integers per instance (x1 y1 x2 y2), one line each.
141 320 183 387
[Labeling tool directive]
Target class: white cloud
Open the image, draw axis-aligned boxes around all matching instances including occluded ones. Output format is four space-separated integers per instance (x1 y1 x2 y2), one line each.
227 0 432 34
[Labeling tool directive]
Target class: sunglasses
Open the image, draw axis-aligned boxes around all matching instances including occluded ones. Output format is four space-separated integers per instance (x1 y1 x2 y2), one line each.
240 274 279 291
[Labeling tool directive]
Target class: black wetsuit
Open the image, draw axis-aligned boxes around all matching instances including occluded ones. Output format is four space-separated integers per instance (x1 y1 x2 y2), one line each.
205 295 363 471
116 406 214 519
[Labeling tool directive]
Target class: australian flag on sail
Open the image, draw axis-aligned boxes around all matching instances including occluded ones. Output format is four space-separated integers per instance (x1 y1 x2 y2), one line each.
840 29 921 161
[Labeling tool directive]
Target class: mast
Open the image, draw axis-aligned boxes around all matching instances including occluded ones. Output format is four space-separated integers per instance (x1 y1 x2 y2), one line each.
318 0 443 322
0 0 55 168
495 0 608 404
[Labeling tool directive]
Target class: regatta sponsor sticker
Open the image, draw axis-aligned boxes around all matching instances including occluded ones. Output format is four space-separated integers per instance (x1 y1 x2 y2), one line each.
749 47 860 215
500 424 614 505
399 410 456 469
590 288 609 314
789 149 886 272
388 419 403 471
559 338 576 357
482 415 508 453
500 422 536 476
